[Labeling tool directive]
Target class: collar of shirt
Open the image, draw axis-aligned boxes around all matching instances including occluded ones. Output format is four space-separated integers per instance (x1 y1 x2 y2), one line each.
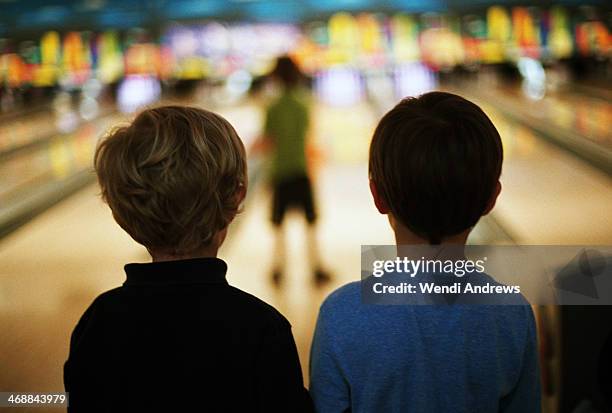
123 257 228 287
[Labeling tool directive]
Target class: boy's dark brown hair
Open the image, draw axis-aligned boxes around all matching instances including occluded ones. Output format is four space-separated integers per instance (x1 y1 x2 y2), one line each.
369 91 503 244
94 106 247 255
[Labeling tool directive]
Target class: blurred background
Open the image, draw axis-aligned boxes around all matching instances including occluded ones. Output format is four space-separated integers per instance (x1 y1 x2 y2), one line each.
0 0 610 412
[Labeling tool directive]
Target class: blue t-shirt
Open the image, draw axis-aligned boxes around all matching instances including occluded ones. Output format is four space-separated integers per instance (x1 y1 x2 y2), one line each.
309 281 541 413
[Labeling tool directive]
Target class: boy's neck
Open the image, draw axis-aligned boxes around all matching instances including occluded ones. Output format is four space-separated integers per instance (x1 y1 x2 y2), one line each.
393 226 469 262
149 228 227 263
150 252 217 262
150 249 218 263
394 231 469 246
149 244 220 263
390 215 470 246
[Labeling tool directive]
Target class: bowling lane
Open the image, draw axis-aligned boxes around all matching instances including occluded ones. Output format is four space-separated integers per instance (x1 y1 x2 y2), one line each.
494 85 612 148
0 95 512 397
0 97 267 401
1 89 609 397
0 107 61 154
0 81 220 238
477 100 612 244
0 185 139 398
453 79 612 176
0 108 126 238
0 96 118 156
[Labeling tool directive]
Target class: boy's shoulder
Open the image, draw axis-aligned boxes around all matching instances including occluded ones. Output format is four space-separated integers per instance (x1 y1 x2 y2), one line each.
90 283 291 331
318 281 362 321
323 281 361 306
318 279 534 326
224 284 292 329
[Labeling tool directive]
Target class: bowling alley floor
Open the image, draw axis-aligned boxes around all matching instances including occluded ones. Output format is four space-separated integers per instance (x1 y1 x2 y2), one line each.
1 96 611 408
0 100 393 400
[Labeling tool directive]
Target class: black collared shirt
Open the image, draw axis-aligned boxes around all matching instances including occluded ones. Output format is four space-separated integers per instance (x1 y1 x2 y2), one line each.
64 258 313 412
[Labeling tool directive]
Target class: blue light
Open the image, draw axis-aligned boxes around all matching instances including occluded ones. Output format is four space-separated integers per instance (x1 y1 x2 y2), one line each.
97 10 145 28
162 0 227 20
17 6 71 27
242 1 305 22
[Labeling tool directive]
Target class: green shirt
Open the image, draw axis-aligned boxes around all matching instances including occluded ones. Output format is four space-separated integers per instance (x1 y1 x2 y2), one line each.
264 88 310 182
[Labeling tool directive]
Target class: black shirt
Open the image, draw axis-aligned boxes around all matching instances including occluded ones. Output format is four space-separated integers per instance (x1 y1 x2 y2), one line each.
64 257 313 412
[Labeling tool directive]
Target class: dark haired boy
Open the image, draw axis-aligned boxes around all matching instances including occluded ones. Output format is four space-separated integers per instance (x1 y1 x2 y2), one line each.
64 106 313 412
309 92 541 412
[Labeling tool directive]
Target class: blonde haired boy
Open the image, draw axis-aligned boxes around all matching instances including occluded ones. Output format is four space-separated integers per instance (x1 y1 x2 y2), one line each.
64 106 312 412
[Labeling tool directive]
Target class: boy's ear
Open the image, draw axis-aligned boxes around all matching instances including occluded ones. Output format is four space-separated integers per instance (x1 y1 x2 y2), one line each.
234 184 247 213
483 180 502 216
369 179 390 214
236 184 247 205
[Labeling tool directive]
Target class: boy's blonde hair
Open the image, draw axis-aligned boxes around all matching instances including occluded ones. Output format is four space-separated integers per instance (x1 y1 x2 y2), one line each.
94 106 247 255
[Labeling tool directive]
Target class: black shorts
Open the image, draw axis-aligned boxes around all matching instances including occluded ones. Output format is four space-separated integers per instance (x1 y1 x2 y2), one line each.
271 175 317 226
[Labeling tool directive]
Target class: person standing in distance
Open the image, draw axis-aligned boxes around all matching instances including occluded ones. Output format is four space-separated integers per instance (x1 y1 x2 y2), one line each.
262 55 330 285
